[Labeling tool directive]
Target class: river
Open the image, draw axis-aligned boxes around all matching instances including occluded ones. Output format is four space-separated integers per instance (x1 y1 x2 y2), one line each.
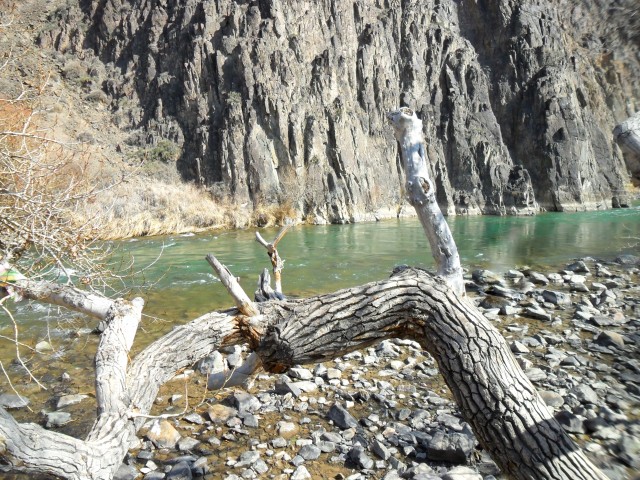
128 207 640 329
1 207 639 395
0 207 638 477
7 207 639 339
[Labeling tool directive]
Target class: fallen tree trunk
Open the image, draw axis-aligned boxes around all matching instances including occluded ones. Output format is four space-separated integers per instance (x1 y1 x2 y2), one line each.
0 283 241 479
0 108 608 480
2 267 608 479
250 267 608 479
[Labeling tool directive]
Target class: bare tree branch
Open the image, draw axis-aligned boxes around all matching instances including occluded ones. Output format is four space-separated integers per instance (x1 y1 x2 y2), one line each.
255 224 290 295
387 107 465 295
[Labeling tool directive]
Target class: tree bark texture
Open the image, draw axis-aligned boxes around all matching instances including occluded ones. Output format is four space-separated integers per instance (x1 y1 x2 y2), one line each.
251 267 608 480
0 293 240 479
1 268 608 479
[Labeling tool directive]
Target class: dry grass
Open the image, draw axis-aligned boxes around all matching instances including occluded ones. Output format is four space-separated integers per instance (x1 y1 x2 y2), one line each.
251 200 298 228
78 177 305 239
77 178 241 239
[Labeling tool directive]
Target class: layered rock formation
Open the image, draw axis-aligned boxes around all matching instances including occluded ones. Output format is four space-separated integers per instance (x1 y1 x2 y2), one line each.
44 0 639 222
614 112 640 187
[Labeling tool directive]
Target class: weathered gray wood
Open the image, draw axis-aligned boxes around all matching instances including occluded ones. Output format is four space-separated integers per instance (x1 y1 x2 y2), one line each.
0 268 609 480
255 268 285 301
387 108 465 295
0 407 98 479
14 279 113 319
206 253 259 316
255 225 290 295
252 267 608 480
0 285 241 479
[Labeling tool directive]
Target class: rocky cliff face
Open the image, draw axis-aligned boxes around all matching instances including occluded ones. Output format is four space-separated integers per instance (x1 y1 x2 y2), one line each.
44 0 639 222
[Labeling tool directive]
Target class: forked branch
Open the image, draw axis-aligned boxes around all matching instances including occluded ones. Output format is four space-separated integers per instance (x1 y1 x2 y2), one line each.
255 224 290 295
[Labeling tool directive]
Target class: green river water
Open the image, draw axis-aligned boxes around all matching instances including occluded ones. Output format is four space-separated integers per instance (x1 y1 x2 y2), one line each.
1 207 639 394
9 207 640 340
129 207 640 328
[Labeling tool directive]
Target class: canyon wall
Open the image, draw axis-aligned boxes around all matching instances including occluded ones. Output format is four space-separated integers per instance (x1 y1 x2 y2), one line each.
44 0 640 222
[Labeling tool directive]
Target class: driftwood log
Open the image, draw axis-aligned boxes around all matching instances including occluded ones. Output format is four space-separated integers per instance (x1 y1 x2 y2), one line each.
0 109 608 480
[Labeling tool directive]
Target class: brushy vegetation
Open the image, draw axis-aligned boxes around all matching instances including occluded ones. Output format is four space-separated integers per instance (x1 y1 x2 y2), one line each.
0 85 108 281
78 179 240 239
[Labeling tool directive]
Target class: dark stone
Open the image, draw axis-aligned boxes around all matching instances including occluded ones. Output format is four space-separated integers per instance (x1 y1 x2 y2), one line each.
584 417 608 433
235 450 260 468
166 462 192 480
525 368 548 382
44 411 72 428
593 331 625 349
510 340 530 354
327 403 359 429
372 439 391 460
528 272 549 285
589 315 628 327
346 445 374 469
274 378 302 397
298 444 321 460
615 255 640 266
480 295 513 310
542 289 571 305
472 270 504 285
539 390 564 408
522 307 552 322
228 392 261 413
571 384 599 405
426 431 477 464
486 285 522 300
566 261 590 273
555 411 585 434
317 440 336 453
113 464 139 480
617 433 640 468
143 472 166 480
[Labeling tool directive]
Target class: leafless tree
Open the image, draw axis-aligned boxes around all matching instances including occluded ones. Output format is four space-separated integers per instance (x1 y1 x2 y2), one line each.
0 108 610 480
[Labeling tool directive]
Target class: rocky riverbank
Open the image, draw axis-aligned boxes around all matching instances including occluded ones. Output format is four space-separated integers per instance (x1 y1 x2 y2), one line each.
1 255 639 480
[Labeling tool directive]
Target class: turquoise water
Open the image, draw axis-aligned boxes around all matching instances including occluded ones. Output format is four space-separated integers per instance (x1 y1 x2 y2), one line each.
114 207 640 327
0 206 637 412
4 207 639 343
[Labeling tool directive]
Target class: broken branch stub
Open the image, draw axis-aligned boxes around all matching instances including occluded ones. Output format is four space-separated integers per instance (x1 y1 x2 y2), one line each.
205 254 259 317
255 224 290 295
386 107 464 295
205 254 264 389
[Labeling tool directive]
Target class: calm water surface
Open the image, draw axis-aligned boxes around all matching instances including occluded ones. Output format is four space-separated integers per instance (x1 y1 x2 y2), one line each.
124 207 640 329
3 207 639 353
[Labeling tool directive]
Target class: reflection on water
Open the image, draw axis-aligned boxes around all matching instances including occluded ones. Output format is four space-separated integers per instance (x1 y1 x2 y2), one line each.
2 207 639 353
121 207 640 330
